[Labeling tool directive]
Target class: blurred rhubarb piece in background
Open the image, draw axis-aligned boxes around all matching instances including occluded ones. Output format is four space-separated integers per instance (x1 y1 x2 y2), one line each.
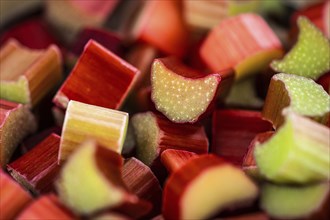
200 13 283 80
53 40 139 110
0 99 37 167
0 39 62 106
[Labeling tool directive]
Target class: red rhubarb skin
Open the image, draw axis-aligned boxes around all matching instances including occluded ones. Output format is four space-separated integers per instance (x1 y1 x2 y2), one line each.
200 13 282 72
7 133 61 193
53 40 139 110
161 149 198 173
162 154 227 220
212 109 273 165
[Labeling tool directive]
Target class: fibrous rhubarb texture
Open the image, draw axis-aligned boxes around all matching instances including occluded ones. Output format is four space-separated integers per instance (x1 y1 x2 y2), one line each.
200 13 283 80
131 111 208 167
162 154 258 220
271 17 330 79
0 99 36 167
53 40 139 110
7 133 61 194
56 140 151 216
151 57 234 123
0 39 62 107
261 182 329 220
262 73 330 128
183 0 260 30
130 0 188 57
45 0 119 43
16 194 74 220
0 170 32 219
255 113 330 184
212 110 273 166
122 157 162 215
161 149 198 173
59 100 128 162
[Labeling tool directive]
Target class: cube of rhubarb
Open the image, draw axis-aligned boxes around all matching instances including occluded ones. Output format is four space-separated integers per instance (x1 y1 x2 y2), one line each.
16 194 74 220
272 17 330 79
0 170 32 219
162 154 258 220
131 111 208 167
53 40 139 110
261 182 329 219
262 73 330 128
212 110 273 166
130 0 188 57
56 140 151 216
7 133 61 194
151 57 234 123
45 0 119 43
0 39 62 106
200 13 283 80
0 99 37 167
255 113 330 184
59 100 128 162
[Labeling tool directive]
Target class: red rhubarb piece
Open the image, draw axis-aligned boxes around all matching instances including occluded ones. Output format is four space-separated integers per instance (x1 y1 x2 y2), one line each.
53 40 139 110
161 149 198 173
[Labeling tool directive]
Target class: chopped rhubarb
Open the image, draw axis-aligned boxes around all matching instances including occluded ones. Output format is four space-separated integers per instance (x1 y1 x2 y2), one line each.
45 0 119 43
130 0 188 57
0 39 63 106
200 13 283 80
56 140 151 216
260 182 329 219
7 133 61 194
220 212 269 220
212 109 273 165
131 111 208 167
317 71 330 93
122 157 162 215
271 17 330 79
255 113 330 184
0 170 32 220
53 40 139 110
161 149 198 173
163 154 258 220
16 194 74 220
151 57 234 123
262 73 330 128
59 100 128 162
0 99 37 167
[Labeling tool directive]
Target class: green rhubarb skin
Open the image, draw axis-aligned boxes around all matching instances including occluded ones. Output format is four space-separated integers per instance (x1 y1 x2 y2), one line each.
275 73 330 117
261 182 329 219
271 17 330 79
254 114 330 184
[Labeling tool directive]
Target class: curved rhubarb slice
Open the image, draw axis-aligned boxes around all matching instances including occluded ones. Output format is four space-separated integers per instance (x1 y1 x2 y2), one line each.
56 140 151 216
53 40 139 110
200 13 283 80
261 182 329 219
262 73 330 128
162 154 258 220
0 99 37 167
0 39 62 106
255 113 330 184
131 111 208 167
151 57 233 123
59 100 128 162
271 17 330 79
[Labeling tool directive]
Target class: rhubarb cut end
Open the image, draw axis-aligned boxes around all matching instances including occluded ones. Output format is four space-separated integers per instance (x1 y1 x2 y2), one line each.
151 59 220 123
271 17 330 79
131 112 159 166
0 76 30 105
261 182 330 219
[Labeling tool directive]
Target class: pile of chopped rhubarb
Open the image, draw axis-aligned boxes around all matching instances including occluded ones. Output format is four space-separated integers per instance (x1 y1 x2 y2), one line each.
1 1 329 219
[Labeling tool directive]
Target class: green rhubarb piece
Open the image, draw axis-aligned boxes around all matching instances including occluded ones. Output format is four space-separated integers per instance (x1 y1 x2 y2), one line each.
254 113 330 184
271 17 330 79
261 182 329 219
262 73 330 128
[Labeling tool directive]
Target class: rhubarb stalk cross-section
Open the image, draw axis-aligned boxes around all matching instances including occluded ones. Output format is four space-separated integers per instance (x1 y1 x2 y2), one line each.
58 100 128 162
53 40 139 110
